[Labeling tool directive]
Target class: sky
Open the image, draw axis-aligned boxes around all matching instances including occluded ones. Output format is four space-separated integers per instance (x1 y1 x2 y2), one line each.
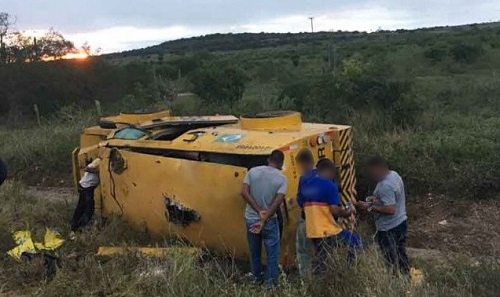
2 0 500 53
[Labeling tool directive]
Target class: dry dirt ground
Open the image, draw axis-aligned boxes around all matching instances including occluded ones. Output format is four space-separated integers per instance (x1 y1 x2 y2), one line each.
27 187 500 256
407 194 500 256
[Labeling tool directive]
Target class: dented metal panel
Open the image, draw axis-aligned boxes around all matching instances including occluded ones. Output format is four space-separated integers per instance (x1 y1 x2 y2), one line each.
99 150 252 258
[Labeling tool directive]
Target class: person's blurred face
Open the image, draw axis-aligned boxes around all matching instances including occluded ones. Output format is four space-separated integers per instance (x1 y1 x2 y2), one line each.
318 168 335 180
367 165 386 182
297 161 313 175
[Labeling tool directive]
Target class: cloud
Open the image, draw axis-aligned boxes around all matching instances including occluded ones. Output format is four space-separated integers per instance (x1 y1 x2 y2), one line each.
4 1 500 53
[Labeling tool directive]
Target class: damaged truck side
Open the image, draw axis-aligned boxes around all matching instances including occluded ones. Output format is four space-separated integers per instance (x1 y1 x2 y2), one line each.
72 110 357 265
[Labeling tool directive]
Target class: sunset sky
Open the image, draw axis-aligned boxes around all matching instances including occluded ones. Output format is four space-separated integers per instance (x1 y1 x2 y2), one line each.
3 0 500 53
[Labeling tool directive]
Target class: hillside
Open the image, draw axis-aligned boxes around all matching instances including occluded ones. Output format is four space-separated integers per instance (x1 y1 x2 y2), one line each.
107 21 500 57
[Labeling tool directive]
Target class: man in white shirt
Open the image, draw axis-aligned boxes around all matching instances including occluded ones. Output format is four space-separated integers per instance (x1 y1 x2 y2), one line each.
241 150 287 286
71 157 101 231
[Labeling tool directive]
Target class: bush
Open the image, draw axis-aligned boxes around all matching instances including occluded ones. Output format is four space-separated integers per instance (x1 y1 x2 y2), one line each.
450 41 484 63
190 63 248 105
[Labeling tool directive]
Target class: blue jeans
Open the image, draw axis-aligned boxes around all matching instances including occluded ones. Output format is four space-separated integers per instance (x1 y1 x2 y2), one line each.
295 216 313 277
246 217 280 285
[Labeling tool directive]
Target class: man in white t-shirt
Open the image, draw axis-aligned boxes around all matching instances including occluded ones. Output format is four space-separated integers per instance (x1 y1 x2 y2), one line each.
71 157 101 231
241 150 287 286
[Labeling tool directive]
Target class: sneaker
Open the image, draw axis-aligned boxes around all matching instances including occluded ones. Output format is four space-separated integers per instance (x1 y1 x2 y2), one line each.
242 272 262 284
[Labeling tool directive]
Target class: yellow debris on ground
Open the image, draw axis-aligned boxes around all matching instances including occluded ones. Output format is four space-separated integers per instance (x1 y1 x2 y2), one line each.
410 267 424 287
7 231 37 260
7 228 64 261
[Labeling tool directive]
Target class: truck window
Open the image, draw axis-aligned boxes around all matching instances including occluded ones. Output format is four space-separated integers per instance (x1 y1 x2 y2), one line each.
113 128 147 140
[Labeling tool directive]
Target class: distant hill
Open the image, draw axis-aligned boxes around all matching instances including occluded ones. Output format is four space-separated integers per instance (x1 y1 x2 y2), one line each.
105 21 500 58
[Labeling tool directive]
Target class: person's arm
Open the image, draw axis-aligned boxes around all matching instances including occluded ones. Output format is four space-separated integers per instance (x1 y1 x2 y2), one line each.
84 158 101 173
84 166 99 173
261 193 285 222
241 183 263 213
356 184 396 215
296 176 305 208
327 182 353 218
329 205 353 218
250 177 287 233
370 204 396 215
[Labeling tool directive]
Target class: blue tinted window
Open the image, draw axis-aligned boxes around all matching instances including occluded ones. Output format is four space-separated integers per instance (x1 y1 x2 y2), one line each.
113 128 146 140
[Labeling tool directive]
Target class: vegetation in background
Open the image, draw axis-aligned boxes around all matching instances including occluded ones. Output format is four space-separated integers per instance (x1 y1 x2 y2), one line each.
1 22 500 198
0 12 80 64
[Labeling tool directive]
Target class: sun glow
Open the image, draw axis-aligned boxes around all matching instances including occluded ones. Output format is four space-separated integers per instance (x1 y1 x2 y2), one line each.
42 51 89 61
62 52 89 60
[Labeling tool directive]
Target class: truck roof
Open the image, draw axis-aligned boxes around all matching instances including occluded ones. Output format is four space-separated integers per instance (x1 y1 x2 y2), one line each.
89 110 351 155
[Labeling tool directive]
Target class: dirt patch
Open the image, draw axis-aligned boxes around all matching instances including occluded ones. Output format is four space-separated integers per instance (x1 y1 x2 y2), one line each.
408 194 500 255
26 186 75 203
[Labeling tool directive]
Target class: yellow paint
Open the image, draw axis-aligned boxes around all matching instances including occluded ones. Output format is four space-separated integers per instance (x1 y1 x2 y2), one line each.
240 111 302 131
74 110 357 266
103 110 171 125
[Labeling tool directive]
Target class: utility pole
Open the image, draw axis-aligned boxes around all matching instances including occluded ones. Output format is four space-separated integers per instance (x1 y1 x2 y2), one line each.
308 17 315 33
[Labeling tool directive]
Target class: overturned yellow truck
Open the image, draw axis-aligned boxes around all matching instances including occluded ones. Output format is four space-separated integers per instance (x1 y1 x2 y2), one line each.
73 110 357 265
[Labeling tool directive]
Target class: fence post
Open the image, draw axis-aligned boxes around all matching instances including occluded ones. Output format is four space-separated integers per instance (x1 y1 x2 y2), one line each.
34 104 41 126
94 100 102 116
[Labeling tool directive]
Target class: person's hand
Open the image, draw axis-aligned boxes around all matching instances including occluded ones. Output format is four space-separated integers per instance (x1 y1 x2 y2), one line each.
259 210 268 221
366 196 379 203
249 221 264 234
355 200 370 211
348 213 357 224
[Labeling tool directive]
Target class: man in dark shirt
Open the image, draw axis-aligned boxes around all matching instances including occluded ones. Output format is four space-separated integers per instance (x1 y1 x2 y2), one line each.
295 148 316 278
301 159 362 272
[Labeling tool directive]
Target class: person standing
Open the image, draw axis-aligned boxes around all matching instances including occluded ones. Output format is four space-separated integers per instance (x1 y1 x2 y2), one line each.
295 148 316 278
302 159 361 272
71 157 101 232
0 157 6 187
241 150 287 286
356 156 409 275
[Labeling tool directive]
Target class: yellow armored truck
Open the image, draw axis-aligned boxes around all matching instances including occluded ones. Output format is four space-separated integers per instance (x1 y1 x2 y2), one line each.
73 110 357 265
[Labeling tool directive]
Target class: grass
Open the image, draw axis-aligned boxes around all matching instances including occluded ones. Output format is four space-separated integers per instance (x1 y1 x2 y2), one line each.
0 181 499 297
0 108 96 185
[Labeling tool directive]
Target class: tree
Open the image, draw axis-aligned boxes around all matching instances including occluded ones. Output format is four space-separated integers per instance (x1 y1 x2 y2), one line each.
190 63 247 105
0 12 15 64
81 42 91 56
38 28 75 60
6 31 33 63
